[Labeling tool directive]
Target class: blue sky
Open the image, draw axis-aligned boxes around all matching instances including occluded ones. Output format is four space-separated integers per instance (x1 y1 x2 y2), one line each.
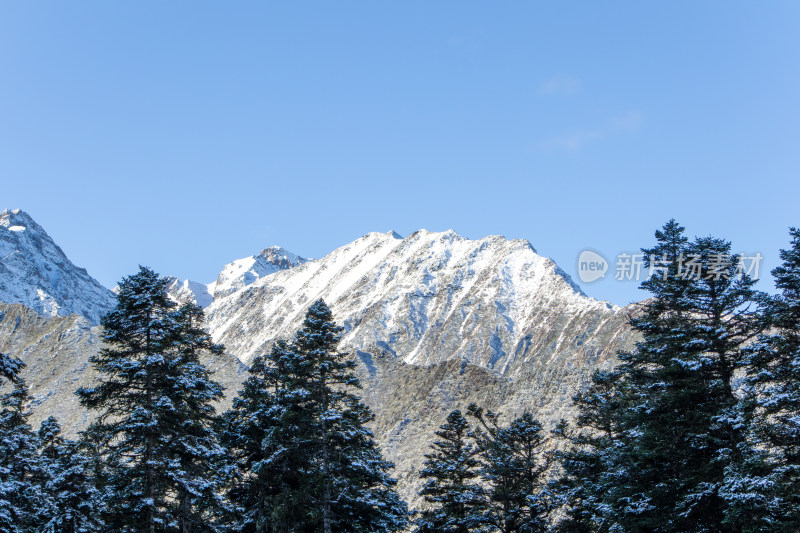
2 2 798 305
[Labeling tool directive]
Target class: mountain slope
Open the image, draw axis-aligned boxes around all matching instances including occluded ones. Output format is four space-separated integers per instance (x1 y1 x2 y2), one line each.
0 209 114 325
166 246 308 307
0 301 248 435
206 229 629 377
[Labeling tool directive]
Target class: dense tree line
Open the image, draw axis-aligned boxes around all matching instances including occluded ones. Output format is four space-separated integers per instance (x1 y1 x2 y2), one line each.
1 220 799 531
551 221 800 532
0 268 406 532
413 221 800 532
414 407 552 533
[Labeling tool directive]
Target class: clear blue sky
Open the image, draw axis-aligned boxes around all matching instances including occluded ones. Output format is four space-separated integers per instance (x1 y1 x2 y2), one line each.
2 2 798 305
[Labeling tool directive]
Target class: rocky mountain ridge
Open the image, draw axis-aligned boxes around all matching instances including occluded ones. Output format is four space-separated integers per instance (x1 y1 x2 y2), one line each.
0 209 115 325
204 229 628 379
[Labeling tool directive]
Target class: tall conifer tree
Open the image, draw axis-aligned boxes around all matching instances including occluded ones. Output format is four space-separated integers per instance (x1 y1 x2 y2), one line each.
38 416 103 532
556 220 762 531
467 406 551 533
414 409 486 533
551 369 628 532
725 227 800 530
222 340 318 532
77 266 226 533
223 300 408 532
0 379 50 532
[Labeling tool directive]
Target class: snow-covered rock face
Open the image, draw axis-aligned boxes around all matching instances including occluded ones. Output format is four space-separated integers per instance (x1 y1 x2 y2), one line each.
0 209 114 325
165 277 215 308
165 246 307 308
205 229 629 378
212 246 308 300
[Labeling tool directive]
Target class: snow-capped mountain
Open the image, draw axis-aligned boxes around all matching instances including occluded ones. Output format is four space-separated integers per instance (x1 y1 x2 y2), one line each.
205 229 629 377
0 209 114 325
167 246 308 307
211 246 308 299
165 277 215 308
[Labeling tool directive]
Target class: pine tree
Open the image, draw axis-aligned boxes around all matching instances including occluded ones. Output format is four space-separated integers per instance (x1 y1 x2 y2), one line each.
622 228 760 531
167 302 231 533
467 405 551 533
726 227 800 530
551 369 628 532
415 409 486 533
0 351 23 383
38 416 103 532
222 340 318 532
223 299 408 532
76 266 227 533
555 220 762 532
0 379 51 532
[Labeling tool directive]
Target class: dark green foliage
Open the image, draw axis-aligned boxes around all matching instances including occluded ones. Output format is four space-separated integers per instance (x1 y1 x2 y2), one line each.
468 405 552 533
223 299 408 532
415 409 486 533
550 370 627 532
222 339 317 532
0 379 50 532
726 227 800 531
555 220 763 532
0 351 23 383
38 416 103 532
77 266 227 533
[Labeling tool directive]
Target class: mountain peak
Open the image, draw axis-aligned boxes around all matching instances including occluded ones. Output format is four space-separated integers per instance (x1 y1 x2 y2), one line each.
211 245 307 300
206 226 620 374
257 246 307 269
1 209 39 231
165 277 215 308
0 209 114 324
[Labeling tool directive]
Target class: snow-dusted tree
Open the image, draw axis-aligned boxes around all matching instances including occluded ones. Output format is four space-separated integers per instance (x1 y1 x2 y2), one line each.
555 220 763 532
37 416 103 532
724 227 800 531
467 405 552 533
223 300 408 532
550 369 628 533
0 351 23 383
221 340 316 532
0 379 51 532
623 227 761 531
167 302 232 532
77 266 227 533
415 409 486 533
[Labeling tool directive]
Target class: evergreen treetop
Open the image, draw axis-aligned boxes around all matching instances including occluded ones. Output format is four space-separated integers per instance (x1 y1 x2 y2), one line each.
415 409 486 533
223 299 408 533
77 266 227 533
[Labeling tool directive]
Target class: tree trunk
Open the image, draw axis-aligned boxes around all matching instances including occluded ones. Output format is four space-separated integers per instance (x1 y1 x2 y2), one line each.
146 311 156 533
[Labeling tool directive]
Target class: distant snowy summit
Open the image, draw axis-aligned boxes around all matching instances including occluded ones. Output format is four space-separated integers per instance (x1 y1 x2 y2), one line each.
166 246 309 307
0 209 114 325
0 207 311 321
212 246 309 299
